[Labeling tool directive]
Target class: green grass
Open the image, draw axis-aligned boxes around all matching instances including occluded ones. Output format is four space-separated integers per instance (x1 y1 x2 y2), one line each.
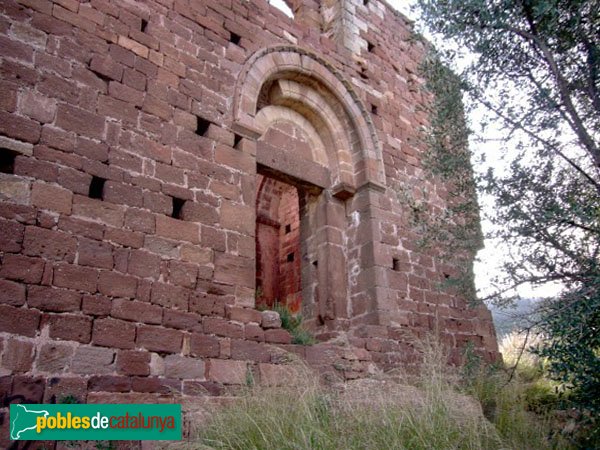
270 303 316 345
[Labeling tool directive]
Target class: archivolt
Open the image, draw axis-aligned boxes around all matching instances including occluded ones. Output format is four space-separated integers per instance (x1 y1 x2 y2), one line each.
231 45 386 192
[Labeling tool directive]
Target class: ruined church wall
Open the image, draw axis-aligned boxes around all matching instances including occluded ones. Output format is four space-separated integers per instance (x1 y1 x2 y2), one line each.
0 0 499 441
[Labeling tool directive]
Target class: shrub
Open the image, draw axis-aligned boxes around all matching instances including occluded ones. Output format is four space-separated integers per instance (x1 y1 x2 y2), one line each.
271 303 316 345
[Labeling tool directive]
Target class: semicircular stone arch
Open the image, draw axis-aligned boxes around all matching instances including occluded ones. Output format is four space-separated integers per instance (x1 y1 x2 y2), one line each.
232 45 386 194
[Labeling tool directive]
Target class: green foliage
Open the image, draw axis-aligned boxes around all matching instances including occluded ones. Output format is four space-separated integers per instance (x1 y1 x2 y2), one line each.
416 0 600 436
402 51 483 304
460 346 571 449
272 303 316 345
58 394 80 404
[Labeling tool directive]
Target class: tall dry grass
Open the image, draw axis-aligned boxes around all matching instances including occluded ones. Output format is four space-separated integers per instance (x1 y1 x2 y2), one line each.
192 337 572 450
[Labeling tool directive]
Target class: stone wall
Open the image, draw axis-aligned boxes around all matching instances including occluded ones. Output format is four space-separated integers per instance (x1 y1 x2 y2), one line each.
0 0 499 443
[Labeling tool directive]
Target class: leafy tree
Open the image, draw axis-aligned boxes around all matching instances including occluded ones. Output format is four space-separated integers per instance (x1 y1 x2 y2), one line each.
415 0 599 441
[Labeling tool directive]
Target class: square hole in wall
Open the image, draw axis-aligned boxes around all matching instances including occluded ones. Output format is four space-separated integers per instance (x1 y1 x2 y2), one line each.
285 224 291 234
196 117 211 136
0 149 18 174
363 0 369 6
141 19 148 32
88 176 106 200
172 197 186 220
229 32 241 46
367 41 375 52
234 133 242 148
371 104 378 115
287 252 294 262
392 258 400 271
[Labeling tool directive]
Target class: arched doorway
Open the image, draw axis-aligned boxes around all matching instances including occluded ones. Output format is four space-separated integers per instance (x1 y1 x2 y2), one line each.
232 45 387 329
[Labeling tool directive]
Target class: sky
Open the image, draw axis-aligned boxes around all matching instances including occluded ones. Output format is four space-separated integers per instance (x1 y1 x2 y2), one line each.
267 0 561 300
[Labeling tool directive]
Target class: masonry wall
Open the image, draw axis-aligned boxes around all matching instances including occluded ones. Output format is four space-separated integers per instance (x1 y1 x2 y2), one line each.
0 0 499 442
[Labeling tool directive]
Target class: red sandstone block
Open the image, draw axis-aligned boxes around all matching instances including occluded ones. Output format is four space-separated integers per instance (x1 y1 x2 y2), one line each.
37 341 74 373
13 155 58 182
111 298 162 324
89 55 123 81
168 260 197 288
213 253 253 288
30 182 73 215
123 68 146 91
0 203 36 225
162 183 193 201
12 375 46 405
219 201 254 235
127 249 160 279
75 136 109 161
108 81 144 106
155 162 184 185
1 339 34 372
102 181 143 207
20 90 56 124
142 95 173 120
156 215 200 244
47 314 92 343
98 95 139 125
0 80 18 112
0 218 24 253
226 306 262 324
162 309 201 330
57 167 93 195
38 131 72 157
189 333 220 358
0 279 26 306
34 144 83 170
52 4 96 32
245 323 265 342
124 207 154 233
215 144 254 173
73 195 125 228
77 237 114 269
104 227 144 248
0 34 33 63
150 282 189 311
109 44 135 68
180 201 219 224
98 270 137 298
116 350 150 376
230 339 271 363
201 226 226 252
28 285 81 312
142 190 172 215
71 346 115 374
53 262 98 293
264 328 292 344
0 253 45 283
203 317 244 339
92 317 136 349
88 375 132 392
82 294 111 317
42 376 87 405
136 324 183 353
55 104 105 140
129 376 164 394
23 227 77 262
164 355 205 379
207 359 247 385
0 111 41 143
